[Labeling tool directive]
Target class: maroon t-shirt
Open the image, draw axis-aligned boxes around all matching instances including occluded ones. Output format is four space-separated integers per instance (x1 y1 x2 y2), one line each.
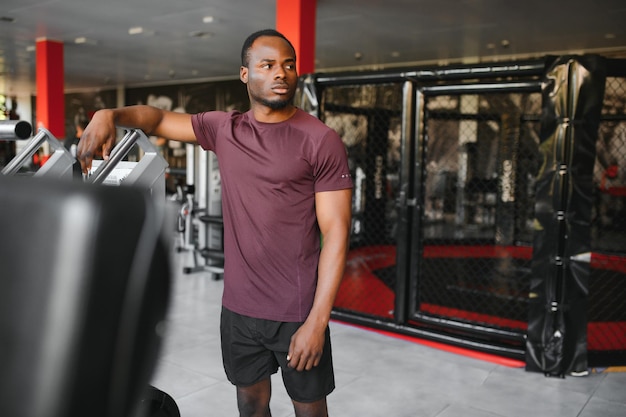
192 109 353 322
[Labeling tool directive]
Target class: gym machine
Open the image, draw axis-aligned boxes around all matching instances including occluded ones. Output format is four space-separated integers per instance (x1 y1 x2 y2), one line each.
0 125 179 417
2 125 169 200
178 145 224 279
175 183 198 253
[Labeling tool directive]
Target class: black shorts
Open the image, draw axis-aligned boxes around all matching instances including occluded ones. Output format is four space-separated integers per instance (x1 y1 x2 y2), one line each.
220 306 335 403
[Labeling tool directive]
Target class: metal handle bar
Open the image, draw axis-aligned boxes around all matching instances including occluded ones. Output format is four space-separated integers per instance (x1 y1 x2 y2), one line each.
1 128 71 177
86 129 168 201
87 129 145 185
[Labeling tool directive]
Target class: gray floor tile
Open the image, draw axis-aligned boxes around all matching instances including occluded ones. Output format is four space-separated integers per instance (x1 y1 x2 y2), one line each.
151 360 222 400
435 404 506 417
579 397 626 417
161 340 226 381
174 383 239 417
592 372 626 403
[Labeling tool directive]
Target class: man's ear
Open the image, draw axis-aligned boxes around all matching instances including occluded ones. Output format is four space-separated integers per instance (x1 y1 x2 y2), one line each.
240 66 248 84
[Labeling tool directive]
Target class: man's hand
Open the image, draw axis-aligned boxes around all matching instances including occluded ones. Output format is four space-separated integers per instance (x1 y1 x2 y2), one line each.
76 109 117 174
287 321 326 371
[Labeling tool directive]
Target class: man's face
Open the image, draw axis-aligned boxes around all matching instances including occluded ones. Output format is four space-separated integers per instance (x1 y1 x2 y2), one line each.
240 36 298 110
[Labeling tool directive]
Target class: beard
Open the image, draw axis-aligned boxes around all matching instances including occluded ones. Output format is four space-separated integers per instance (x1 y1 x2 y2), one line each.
249 84 295 110
259 95 293 110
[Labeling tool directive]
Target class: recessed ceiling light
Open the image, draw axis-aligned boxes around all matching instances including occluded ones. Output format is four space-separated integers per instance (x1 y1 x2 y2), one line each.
129 26 144 35
25 45 35 52
203 16 214 23
390 51 400 58
74 37 98 45
605 33 616 39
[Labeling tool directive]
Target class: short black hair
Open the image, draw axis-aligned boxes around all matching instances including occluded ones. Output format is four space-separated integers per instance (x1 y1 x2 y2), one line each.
240 29 296 67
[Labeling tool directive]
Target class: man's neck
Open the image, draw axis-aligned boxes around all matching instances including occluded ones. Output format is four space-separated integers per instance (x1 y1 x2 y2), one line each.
251 104 297 123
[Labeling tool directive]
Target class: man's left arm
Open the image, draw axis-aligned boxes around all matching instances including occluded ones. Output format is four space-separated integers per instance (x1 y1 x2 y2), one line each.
287 188 352 371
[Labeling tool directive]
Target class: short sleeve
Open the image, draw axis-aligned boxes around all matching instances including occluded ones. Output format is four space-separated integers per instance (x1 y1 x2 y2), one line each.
313 129 353 193
191 111 232 151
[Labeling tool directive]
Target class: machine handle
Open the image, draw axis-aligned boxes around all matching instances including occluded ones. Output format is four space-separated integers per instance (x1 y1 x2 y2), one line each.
1 128 68 176
87 129 144 185
86 129 168 204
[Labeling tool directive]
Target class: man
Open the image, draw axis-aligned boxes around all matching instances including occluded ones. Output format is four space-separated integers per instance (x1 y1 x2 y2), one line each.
77 29 353 417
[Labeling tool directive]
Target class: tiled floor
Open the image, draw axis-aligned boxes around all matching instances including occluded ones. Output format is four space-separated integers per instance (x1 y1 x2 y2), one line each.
150 249 626 417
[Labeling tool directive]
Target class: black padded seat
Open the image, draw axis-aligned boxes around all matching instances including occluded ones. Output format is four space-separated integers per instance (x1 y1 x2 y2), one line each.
0 175 171 417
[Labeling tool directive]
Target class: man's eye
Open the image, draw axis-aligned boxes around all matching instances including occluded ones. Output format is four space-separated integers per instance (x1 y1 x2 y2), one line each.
262 64 271 69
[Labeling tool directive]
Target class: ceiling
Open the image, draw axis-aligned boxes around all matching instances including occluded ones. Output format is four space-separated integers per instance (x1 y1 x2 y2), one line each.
1 0 626 97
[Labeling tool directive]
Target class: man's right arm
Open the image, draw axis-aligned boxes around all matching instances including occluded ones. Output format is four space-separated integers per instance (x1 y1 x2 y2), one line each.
76 105 196 174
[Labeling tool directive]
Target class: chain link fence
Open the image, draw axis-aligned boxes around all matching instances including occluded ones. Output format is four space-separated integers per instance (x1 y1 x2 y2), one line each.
589 75 626 362
322 83 404 319
416 91 541 346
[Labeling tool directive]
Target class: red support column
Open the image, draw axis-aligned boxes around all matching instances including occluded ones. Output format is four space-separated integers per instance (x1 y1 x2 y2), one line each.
276 0 316 75
36 38 65 139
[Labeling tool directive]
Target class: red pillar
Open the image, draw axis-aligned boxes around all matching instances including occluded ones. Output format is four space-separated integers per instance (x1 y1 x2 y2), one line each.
276 0 316 75
36 38 65 139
